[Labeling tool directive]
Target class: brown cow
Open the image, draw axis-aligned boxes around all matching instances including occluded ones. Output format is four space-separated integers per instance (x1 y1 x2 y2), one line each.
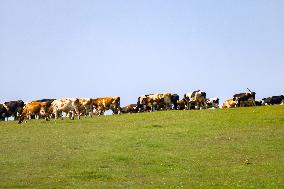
19 101 49 123
92 96 120 115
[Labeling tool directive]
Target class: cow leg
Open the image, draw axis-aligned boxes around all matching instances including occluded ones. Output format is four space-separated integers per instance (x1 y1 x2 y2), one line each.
70 111 74 120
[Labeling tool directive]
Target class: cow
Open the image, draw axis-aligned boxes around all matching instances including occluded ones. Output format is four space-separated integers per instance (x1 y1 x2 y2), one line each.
206 97 219 109
233 91 256 107
176 99 187 110
171 94 179 110
137 94 152 112
3 100 25 120
121 104 138 114
184 90 207 109
262 95 284 105
255 100 263 106
77 98 93 117
92 96 121 115
222 99 237 109
18 101 50 123
138 93 172 111
50 98 81 120
0 104 7 121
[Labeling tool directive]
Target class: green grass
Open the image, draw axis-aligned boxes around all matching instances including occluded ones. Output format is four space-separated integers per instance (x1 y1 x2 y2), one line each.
0 106 283 188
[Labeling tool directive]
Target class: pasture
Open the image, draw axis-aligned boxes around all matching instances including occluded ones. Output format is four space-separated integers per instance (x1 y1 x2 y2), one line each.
0 106 283 188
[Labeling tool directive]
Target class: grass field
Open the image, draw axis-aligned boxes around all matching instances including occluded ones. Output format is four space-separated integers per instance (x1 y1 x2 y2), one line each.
0 106 283 188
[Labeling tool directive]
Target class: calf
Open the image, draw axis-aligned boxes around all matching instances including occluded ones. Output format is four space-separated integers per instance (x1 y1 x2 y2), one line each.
121 104 138 114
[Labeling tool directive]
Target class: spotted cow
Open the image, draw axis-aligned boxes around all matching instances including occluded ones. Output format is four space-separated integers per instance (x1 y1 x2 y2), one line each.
184 90 207 109
50 98 81 119
92 97 120 115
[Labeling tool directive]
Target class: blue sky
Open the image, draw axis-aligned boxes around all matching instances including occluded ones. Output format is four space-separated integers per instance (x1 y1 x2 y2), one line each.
1 0 283 106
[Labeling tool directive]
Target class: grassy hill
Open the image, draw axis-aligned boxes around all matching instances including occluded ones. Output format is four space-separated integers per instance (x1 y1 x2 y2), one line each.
0 106 283 188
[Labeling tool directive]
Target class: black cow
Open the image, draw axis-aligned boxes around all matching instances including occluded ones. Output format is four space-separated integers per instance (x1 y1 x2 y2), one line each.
262 95 284 105
0 104 7 121
4 100 25 120
171 94 179 110
233 92 256 107
255 100 263 106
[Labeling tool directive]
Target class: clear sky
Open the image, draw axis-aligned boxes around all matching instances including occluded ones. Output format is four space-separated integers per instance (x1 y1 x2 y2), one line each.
1 0 283 106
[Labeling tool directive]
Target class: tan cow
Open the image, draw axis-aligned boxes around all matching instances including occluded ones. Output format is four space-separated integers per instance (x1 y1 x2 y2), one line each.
222 99 237 109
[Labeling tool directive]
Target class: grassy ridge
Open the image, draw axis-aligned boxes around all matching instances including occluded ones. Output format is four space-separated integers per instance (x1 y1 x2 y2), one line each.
0 106 283 188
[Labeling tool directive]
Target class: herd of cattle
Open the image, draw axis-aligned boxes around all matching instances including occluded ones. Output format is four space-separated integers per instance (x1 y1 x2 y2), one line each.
0 89 283 123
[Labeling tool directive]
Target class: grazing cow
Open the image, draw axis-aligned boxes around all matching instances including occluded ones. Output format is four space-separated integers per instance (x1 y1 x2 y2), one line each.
222 99 237 109
3 100 25 120
92 96 120 115
50 98 81 119
206 97 219 109
184 90 207 109
121 104 138 114
233 92 256 107
0 104 7 121
171 94 179 110
138 93 172 111
177 99 187 110
262 95 284 105
18 101 49 123
78 98 93 117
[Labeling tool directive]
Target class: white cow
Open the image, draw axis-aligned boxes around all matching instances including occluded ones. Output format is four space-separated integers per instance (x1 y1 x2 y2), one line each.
206 97 219 109
50 98 81 120
184 90 207 109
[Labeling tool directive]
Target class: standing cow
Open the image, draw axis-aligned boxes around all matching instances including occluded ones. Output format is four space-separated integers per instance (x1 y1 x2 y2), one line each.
3 100 25 120
18 101 50 123
137 93 172 112
171 94 179 110
233 91 256 107
50 98 81 120
92 96 121 115
184 90 207 109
